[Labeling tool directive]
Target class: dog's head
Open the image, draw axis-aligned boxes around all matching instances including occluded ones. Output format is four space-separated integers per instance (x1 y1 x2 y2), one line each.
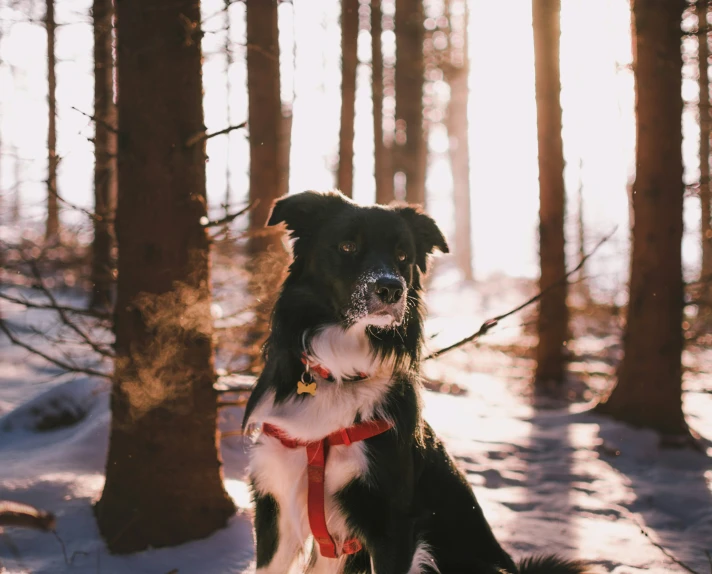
268 191 448 328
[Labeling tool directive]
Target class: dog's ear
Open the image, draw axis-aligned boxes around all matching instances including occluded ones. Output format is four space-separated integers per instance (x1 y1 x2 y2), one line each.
396 206 449 272
268 191 349 238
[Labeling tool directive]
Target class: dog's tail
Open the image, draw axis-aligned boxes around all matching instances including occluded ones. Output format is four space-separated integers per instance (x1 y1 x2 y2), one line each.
517 555 591 574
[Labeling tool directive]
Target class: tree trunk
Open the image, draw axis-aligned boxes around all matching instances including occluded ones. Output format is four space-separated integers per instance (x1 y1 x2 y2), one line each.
246 0 282 254
45 0 59 241
699 0 712 292
532 0 568 389
596 0 687 436
95 0 235 553
338 0 359 198
395 0 426 205
90 0 117 310
445 0 473 282
279 108 293 198
224 0 233 215
372 0 390 204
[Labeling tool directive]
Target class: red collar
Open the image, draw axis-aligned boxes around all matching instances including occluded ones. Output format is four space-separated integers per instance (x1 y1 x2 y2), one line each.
262 420 394 558
300 354 368 382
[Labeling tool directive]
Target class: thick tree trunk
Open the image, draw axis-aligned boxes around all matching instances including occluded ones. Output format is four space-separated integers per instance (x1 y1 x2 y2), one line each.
95 0 235 553
395 0 426 205
279 108 293 198
338 0 359 198
247 0 282 254
597 0 687 436
699 0 712 292
372 0 391 204
90 0 117 310
532 0 568 389
45 0 59 241
445 0 473 282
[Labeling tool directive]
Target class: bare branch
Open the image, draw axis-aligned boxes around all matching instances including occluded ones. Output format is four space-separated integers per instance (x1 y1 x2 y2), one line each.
424 228 618 361
27 262 114 358
0 291 111 320
0 319 110 379
185 121 247 148
71 106 118 134
202 200 255 228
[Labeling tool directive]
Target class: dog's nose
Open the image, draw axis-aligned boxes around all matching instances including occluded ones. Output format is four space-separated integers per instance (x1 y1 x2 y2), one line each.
374 277 404 304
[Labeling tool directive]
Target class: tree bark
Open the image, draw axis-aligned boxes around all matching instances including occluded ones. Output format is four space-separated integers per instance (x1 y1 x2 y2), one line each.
45 0 59 241
445 0 473 282
596 0 687 436
95 0 235 552
338 0 359 198
395 0 426 205
224 0 233 215
532 0 568 389
246 0 283 255
699 0 712 293
90 0 117 310
373 0 387 204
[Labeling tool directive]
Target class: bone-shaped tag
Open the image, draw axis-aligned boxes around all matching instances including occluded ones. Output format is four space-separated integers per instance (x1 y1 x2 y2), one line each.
297 381 317 396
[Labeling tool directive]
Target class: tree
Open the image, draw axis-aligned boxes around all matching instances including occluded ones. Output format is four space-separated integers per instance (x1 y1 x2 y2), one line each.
338 0 359 198
89 0 117 310
699 0 712 293
532 0 568 390
597 0 688 436
444 0 473 282
45 0 59 241
395 0 426 205
224 0 234 215
95 0 235 552
246 0 282 255
372 0 394 205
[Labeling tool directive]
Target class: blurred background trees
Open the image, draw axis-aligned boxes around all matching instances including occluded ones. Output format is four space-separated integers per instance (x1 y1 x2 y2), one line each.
1 0 711 553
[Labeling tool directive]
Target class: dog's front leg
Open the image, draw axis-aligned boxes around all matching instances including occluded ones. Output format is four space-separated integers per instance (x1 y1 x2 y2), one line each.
338 480 425 574
253 488 302 574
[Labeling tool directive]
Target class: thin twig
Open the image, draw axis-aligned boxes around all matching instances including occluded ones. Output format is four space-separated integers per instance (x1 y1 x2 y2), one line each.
185 121 247 148
0 319 110 380
424 228 617 361
202 200 255 228
0 291 111 320
27 262 115 358
629 514 701 574
71 106 118 134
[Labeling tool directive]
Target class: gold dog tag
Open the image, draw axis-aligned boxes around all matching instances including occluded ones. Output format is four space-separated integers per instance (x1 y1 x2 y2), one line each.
297 381 317 396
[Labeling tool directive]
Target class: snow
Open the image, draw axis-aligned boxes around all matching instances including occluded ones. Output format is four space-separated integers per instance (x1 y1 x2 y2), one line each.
1 282 712 573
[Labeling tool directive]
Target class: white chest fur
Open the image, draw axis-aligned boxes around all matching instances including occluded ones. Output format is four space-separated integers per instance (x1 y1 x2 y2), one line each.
248 324 395 573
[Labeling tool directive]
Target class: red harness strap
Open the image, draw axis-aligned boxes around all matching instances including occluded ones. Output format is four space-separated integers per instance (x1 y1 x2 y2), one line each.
262 420 394 558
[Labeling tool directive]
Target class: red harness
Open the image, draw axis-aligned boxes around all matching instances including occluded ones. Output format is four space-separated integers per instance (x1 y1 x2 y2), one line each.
262 420 394 558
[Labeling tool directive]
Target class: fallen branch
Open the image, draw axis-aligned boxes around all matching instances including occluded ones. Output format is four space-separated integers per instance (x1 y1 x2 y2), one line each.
185 121 247 148
0 501 55 531
201 200 255 228
629 514 702 574
0 319 110 380
424 228 617 361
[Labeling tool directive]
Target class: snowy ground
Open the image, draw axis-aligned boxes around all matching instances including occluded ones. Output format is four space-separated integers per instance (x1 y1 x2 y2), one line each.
1 277 712 573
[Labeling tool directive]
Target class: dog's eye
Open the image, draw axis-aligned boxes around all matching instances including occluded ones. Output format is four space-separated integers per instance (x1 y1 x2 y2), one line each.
396 249 407 262
339 241 357 254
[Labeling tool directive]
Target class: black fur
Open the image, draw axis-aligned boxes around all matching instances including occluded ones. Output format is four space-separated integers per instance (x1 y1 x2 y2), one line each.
253 491 280 568
245 191 589 574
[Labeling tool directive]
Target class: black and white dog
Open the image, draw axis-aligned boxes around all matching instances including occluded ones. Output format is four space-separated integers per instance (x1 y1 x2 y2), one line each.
244 191 588 574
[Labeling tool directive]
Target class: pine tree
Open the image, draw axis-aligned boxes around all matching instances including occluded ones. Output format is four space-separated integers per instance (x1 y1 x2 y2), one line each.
95 0 235 552
89 0 117 310
338 0 359 198
532 0 568 390
45 0 59 241
597 0 688 437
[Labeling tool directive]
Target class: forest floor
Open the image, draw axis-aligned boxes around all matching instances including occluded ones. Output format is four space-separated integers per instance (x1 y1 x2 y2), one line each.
1 270 711 573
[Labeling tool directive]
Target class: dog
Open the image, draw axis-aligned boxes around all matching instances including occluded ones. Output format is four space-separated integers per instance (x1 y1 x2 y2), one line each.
243 191 589 574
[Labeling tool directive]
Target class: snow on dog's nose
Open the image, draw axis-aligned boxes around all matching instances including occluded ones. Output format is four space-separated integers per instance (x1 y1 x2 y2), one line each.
364 274 407 326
